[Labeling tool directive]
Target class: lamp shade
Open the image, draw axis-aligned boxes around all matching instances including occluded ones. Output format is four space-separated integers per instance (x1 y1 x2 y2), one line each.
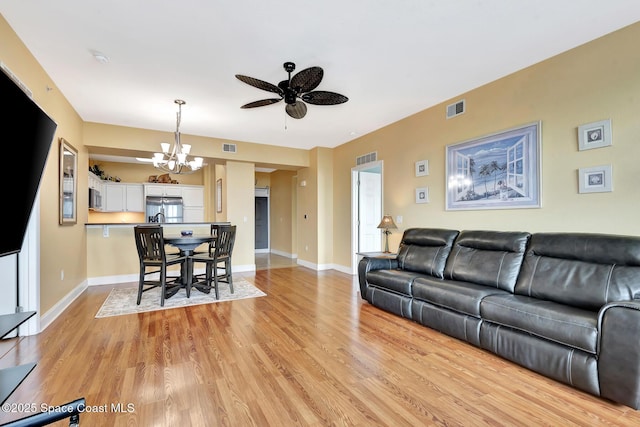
377 215 397 230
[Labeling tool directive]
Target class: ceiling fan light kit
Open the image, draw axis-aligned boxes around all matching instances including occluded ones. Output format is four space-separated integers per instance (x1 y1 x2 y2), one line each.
235 62 348 119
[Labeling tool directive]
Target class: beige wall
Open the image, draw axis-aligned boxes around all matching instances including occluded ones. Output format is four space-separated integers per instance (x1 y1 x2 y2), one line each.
84 122 310 170
270 170 297 256
332 21 640 269
255 172 270 187
225 161 256 269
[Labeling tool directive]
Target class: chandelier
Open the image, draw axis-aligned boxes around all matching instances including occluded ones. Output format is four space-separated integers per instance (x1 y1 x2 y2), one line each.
150 99 203 174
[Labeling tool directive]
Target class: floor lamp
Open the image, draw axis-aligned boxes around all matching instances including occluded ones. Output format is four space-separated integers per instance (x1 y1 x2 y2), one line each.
377 215 398 253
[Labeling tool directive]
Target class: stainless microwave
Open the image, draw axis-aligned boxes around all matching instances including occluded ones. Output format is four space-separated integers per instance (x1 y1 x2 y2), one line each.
89 188 102 210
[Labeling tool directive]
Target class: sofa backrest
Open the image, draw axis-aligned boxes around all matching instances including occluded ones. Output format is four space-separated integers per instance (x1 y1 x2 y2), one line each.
515 233 640 311
396 228 459 278
444 230 530 292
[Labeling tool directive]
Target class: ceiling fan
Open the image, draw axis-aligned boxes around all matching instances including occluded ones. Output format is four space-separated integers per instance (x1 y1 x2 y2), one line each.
235 62 348 119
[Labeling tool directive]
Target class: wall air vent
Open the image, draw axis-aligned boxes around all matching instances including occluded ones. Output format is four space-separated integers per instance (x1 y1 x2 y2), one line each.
222 143 237 153
356 151 377 166
446 99 465 119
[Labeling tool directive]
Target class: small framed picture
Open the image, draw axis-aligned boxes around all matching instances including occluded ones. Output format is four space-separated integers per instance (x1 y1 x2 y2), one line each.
415 187 429 203
578 165 613 193
415 160 429 177
578 119 612 151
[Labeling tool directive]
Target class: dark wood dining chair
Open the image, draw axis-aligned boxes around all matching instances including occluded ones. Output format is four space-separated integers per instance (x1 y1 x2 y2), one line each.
190 225 236 299
191 222 231 256
133 225 187 306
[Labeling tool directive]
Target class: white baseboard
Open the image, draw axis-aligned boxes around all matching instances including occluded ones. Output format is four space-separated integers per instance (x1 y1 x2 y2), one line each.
40 280 88 332
270 249 296 259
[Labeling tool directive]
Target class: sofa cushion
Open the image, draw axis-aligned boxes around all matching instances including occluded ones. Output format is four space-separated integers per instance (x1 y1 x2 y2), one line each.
444 230 530 292
481 294 598 354
366 269 422 296
413 276 509 317
515 233 640 310
396 228 459 278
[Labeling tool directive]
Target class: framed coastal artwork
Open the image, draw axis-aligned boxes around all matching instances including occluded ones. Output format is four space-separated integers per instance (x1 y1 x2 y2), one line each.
578 119 612 151
415 187 429 203
578 164 613 193
445 122 541 211
415 160 429 177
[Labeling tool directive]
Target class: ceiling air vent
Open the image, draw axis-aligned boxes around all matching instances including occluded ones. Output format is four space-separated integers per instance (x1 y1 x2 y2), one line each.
356 151 377 166
446 99 465 119
223 143 237 153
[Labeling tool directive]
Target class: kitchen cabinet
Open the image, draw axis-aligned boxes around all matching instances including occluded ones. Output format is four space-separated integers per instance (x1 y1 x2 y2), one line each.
144 184 183 198
103 183 144 212
88 171 103 191
182 186 204 207
182 186 204 221
144 184 204 221
183 207 204 222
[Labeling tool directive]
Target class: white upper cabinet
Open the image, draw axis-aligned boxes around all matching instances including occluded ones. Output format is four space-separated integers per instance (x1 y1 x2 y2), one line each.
88 171 103 191
103 183 144 212
182 186 204 207
144 184 184 198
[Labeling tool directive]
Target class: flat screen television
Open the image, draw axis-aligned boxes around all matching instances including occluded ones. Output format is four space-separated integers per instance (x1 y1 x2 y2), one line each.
0 67 58 257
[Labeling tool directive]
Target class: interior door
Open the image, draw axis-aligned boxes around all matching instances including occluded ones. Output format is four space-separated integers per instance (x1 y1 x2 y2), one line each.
255 195 269 251
351 161 383 273
358 171 382 251
254 187 271 253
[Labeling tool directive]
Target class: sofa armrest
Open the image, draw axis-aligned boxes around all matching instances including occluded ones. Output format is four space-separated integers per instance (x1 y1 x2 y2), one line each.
597 299 640 409
358 256 399 299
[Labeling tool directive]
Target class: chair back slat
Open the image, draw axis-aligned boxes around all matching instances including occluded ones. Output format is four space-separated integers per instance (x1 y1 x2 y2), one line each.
134 225 166 262
214 225 236 259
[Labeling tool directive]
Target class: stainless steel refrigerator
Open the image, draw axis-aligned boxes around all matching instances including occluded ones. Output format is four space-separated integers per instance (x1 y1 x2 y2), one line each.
146 196 184 223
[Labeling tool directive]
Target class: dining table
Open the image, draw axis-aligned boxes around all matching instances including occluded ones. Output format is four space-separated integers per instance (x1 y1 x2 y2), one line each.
164 234 214 297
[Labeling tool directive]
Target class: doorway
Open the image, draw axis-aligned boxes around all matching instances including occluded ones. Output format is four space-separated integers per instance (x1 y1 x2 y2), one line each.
351 161 383 274
255 187 269 253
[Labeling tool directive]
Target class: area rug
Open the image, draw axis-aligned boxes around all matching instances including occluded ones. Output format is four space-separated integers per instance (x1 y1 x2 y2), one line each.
95 278 266 318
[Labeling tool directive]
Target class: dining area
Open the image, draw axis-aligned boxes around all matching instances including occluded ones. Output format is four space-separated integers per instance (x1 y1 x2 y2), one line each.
133 222 236 306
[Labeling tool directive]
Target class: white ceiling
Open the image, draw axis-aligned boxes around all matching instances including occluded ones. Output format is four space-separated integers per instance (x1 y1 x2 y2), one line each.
2 1 640 153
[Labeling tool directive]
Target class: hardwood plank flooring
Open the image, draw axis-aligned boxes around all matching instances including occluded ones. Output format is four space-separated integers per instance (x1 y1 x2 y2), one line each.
1 267 640 426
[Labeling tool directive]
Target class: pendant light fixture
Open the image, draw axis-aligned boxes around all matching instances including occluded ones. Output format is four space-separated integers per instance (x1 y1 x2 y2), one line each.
147 99 203 174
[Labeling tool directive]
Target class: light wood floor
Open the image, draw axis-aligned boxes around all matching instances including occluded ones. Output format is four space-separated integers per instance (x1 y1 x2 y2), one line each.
2 266 640 426
255 252 298 270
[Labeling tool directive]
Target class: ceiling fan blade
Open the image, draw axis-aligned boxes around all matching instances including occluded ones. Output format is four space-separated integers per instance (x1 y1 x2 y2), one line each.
301 91 349 105
235 75 284 95
240 98 283 109
285 101 307 119
290 67 323 93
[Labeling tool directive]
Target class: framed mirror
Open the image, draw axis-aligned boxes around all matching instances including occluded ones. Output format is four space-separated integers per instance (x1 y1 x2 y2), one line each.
59 138 78 225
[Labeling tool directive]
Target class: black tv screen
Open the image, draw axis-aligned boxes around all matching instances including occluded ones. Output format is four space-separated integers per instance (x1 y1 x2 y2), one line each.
1 68 57 257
